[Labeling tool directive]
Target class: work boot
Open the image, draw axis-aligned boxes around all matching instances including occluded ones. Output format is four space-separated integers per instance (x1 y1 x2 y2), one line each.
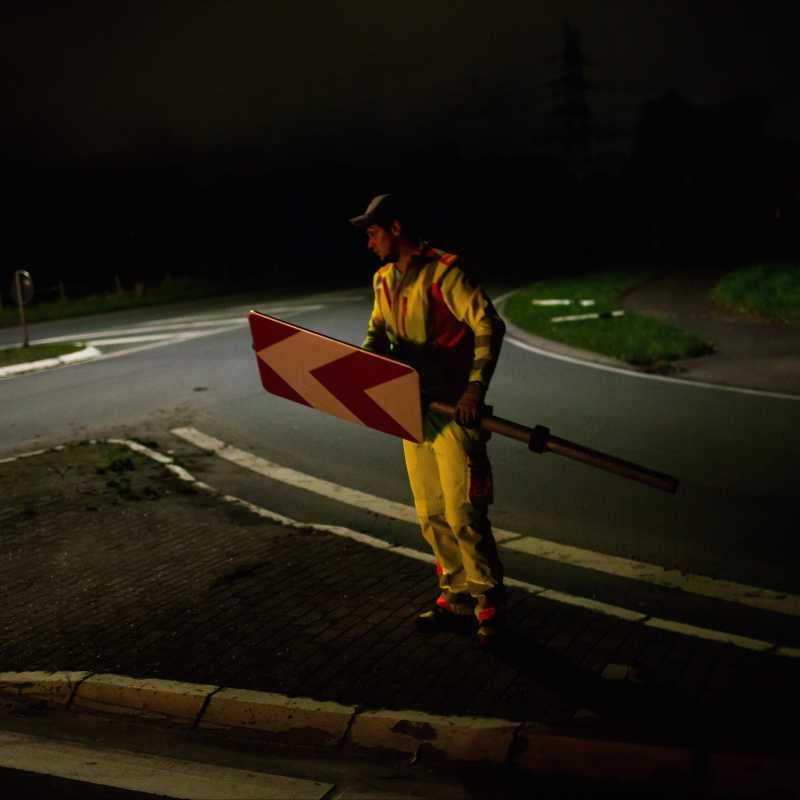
475 589 506 648
416 592 475 633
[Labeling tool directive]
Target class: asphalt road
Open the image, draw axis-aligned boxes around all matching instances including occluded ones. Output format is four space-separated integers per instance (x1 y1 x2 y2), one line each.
2 288 798 647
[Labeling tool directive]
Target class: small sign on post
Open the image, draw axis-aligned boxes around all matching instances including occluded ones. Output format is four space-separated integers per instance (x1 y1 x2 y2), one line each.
11 270 34 347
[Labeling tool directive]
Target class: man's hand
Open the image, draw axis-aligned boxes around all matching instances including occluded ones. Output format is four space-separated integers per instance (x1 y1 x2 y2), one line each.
455 381 484 427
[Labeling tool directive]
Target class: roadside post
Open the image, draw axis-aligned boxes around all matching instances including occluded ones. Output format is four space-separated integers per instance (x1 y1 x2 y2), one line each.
249 312 679 495
428 401 678 494
11 270 34 348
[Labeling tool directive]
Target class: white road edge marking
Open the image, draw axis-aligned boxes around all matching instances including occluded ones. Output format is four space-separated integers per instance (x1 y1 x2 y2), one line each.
493 289 800 403
503 536 800 617
2 439 795 657
169 426 520 544
169 426 800 619
29 304 325 346
4 306 326 374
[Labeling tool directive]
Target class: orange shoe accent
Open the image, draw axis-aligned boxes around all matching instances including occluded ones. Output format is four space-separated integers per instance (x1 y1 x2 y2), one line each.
436 593 451 611
476 606 496 622
435 560 443 576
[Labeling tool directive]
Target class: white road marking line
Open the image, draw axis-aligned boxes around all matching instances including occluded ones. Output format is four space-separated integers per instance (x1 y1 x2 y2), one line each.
504 334 800 402
169 426 800 619
643 618 772 652
169 426 521 543
108 438 173 463
29 305 324 346
493 291 800 401
0 732 331 799
4 439 798 656
551 310 624 323
504 536 800 617
391 546 437 564
5 307 324 373
89 333 199 346
537 589 646 622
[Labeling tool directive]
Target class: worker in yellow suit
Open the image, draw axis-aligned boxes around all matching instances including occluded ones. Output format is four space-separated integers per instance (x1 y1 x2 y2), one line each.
350 194 506 646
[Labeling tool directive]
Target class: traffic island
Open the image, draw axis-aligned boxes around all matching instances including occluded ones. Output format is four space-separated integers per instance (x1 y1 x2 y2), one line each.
0 439 797 796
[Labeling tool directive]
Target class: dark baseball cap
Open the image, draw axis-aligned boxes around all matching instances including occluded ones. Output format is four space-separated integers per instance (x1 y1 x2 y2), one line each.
349 194 404 228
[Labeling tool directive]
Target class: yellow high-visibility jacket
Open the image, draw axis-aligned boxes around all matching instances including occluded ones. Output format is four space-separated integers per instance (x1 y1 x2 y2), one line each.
362 247 505 404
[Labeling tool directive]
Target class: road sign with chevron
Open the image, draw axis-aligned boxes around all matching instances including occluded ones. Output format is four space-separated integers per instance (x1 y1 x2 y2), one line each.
249 311 424 443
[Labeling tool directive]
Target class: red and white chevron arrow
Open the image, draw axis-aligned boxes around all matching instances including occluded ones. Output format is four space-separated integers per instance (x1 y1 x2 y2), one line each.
249 312 423 442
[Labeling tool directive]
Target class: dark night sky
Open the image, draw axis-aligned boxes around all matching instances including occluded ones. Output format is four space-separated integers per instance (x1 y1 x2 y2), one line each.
2 1 797 164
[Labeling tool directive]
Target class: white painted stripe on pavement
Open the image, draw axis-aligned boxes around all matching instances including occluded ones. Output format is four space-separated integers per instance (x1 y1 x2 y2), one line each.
108 438 173 464
644 618 773 652
0 732 331 799
391 546 436 564
493 291 800 402
538 589 646 622
172 425 418 519
504 536 800 618
504 334 800 402
4 438 796 656
31 305 324 346
170 426 800 619
166 463 196 482
89 333 198 346
158 446 794 655
170 425 521 542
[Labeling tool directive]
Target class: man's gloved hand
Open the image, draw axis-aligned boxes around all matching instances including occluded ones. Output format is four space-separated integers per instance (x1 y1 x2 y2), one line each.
455 381 484 427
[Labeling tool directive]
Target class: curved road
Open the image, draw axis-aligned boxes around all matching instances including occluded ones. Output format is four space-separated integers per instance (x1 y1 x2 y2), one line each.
2 289 798 649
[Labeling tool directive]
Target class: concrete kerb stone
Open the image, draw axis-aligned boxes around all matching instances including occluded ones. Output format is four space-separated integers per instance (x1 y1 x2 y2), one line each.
0 671 91 706
0 344 101 377
347 708 520 765
199 688 356 747
72 673 218 726
0 674 796 792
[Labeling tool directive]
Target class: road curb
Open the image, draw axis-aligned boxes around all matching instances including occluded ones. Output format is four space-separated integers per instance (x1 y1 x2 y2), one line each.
0 344 101 377
72 673 218 727
200 687 356 747
348 708 519 765
0 671 794 794
0 670 90 706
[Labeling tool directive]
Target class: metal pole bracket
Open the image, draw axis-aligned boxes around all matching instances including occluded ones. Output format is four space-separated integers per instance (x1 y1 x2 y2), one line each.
529 424 551 453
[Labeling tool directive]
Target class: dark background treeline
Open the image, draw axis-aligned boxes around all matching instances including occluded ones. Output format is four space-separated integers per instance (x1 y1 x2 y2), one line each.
3 89 797 303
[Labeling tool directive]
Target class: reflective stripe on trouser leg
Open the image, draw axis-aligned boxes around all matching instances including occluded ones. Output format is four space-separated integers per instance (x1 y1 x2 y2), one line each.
403 418 503 599
402 434 468 597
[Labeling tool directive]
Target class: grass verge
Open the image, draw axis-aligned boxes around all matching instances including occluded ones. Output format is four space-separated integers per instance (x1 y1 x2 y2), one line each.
503 271 713 369
0 342 84 368
712 263 800 324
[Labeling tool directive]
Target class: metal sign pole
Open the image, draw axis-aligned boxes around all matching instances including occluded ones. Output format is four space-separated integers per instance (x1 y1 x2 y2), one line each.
15 271 29 348
428 401 679 494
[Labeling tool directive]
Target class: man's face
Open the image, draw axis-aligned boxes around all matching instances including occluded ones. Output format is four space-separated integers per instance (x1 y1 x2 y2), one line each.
366 222 399 262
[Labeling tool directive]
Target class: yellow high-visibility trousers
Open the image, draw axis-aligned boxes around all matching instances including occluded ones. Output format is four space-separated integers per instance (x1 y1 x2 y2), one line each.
402 417 504 605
